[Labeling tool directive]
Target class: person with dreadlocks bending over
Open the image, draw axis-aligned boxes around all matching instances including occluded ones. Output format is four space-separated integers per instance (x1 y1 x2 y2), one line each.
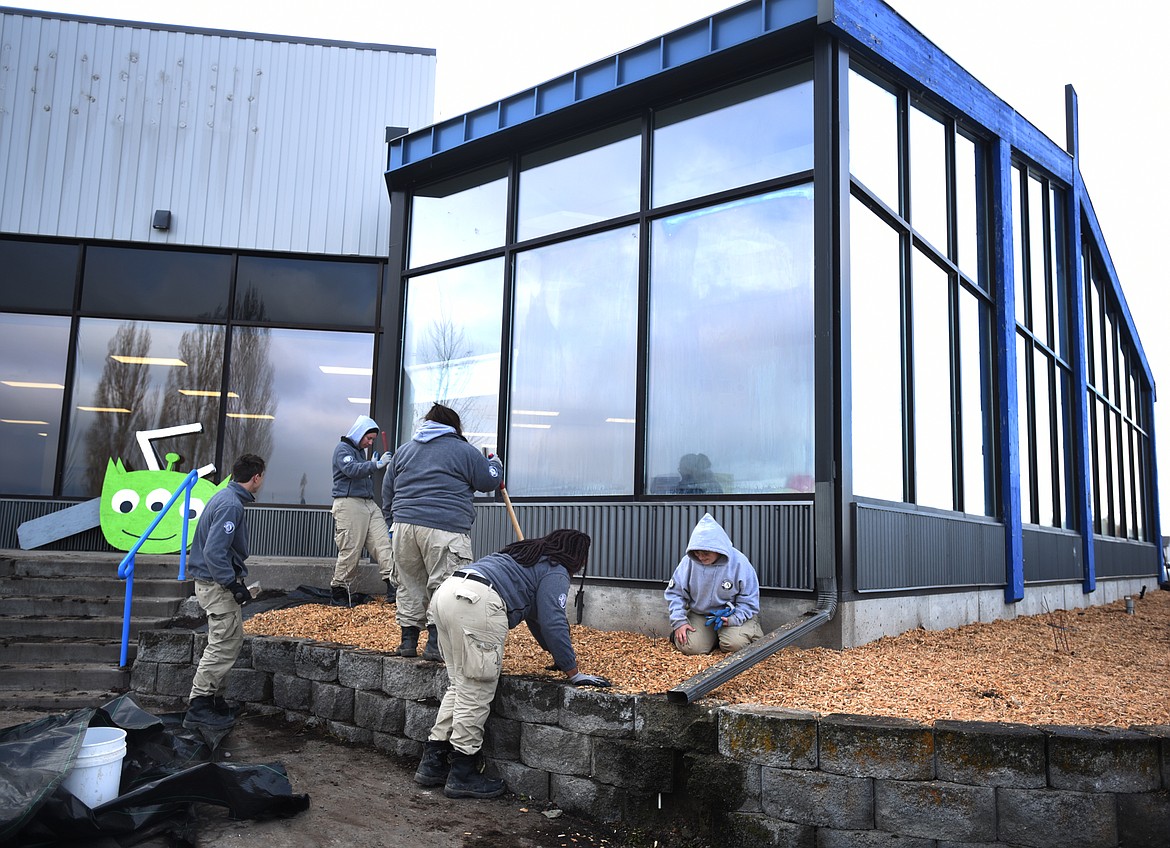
414 529 610 799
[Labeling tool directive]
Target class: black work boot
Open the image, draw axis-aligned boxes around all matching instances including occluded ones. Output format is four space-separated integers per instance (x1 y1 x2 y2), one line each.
420 624 443 663
184 695 234 729
384 579 397 604
331 585 351 607
414 739 453 786
397 625 420 657
212 694 238 717
444 750 505 799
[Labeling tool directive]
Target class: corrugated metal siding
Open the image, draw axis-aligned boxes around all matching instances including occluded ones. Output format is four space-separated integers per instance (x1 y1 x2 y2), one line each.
1092 536 1159 579
2 498 813 587
0 11 434 256
1021 526 1082 583
470 502 815 590
854 503 1005 592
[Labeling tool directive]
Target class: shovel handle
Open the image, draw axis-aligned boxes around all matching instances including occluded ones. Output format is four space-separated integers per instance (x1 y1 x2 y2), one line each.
500 485 523 541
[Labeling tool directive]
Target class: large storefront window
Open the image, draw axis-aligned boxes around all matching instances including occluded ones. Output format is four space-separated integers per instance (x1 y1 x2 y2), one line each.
510 227 639 496
399 259 504 453
62 318 226 497
652 66 813 208
0 313 70 495
646 186 815 495
225 328 373 505
408 164 509 269
517 122 640 242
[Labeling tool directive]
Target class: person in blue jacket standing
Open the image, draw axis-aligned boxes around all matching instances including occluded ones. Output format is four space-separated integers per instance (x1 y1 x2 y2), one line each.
184 453 265 729
331 414 394 606
384 403 502 661
413 529 610 799
664 512 764 655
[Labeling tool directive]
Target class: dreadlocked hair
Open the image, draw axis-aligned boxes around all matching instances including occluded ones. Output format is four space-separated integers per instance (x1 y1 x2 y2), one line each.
501 529 591 575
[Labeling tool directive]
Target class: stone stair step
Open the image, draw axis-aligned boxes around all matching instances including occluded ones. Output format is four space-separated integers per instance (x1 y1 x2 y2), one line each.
0 554 185 580
0 638 133 665
0 663 131 690
0 575 192 599
0 688 136 714
0 615 174 640
0 595 181 618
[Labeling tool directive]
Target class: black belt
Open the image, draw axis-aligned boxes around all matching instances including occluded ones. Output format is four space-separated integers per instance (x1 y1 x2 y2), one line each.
453 571 493 589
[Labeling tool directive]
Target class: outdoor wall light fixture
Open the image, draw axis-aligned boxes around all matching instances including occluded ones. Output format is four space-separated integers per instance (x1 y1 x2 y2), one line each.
152 209 172 230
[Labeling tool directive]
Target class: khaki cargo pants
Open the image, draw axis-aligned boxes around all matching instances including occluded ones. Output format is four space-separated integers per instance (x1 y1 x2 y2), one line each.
331 497 395 588
427 575 508 755
673 610 764 656
390 523 472 628
189 580 243 699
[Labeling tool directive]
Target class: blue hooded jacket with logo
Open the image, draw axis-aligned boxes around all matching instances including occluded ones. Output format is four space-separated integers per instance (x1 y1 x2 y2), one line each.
187 480 254 586
332 414 381 499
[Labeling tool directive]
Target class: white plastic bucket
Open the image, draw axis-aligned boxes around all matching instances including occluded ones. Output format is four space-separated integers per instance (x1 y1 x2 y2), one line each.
61 727 127 808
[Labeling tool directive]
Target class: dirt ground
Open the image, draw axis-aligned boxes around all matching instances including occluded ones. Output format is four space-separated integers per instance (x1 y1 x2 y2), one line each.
0 706 696 848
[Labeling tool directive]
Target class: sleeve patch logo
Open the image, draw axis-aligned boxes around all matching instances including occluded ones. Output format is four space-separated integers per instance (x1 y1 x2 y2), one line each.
558 592 568 609
489 466 500 477
222 520 236 534
667 578 675 589
342 456 353 464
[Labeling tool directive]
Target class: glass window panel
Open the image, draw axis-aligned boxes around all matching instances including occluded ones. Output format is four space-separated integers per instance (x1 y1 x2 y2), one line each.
62 318 225 498
958 292 992 516
912 251 954 510
1032 352 1053 527
235 257 379 327
850 196 904 501
1055 368 1074 529
908 106 947 252
1027 176 1049 345
1012 168 1026 326
848 69 899 211
399 259 504 453
518 122 640 241
0 313 70 495
0 239 79 312
955 134 981 285
81 248 231 320
1050 186 1071 361
647 186 815 495
510 228 638 496
1131 430 1146 541
1111 410 1125 538
408 163 509 269
221 327 372 506
1102 311 1115 403
1016 341 1033 524
653 67 813 208
1094 398 1110 534
1087 270 1102 390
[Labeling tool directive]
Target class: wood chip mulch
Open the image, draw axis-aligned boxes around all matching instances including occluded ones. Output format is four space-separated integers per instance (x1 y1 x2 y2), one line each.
244 587 1170 728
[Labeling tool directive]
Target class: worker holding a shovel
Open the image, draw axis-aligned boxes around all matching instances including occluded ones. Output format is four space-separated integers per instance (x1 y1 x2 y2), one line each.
383 403 503 661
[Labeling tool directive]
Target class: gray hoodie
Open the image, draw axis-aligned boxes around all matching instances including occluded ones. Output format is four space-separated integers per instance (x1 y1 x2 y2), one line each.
383 421 503 533
664 513 761 629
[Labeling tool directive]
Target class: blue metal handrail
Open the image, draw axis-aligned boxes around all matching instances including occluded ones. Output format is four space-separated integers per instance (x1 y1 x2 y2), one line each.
116 469 200 668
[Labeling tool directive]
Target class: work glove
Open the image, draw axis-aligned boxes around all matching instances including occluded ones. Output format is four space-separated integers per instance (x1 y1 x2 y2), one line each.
225 580 253 605
569 672 611 688
375 451 392 469
705 604 734 631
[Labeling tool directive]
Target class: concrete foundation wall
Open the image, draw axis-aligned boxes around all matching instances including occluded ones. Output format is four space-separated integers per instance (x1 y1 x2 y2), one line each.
133 631 1170 847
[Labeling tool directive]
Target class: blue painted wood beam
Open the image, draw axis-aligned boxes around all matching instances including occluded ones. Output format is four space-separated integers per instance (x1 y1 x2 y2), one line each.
991 137 1024 602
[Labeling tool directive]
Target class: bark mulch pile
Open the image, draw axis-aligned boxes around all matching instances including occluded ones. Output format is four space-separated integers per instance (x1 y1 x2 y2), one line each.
244 586 1170 727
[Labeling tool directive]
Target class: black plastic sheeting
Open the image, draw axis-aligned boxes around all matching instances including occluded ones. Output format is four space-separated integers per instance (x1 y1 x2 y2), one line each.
0 694 309 846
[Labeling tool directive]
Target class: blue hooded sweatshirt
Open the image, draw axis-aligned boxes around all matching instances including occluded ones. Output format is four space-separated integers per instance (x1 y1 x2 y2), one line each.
664 513 761 629
332 414 381 499
383 420 503 534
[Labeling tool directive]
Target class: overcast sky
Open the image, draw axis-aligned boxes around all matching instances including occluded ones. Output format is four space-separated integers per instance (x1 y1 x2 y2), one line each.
15 0 1168 516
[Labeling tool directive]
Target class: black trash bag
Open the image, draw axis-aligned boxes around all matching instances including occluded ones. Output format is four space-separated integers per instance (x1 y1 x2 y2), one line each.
0 694 309 846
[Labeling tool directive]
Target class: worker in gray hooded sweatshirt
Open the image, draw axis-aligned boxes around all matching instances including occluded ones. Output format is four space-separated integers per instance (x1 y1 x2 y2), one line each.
383 403 502 660
665 512 764 655
331 414 395 605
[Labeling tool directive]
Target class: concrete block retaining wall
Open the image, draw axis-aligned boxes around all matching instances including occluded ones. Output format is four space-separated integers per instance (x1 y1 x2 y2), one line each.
132 631 1170 847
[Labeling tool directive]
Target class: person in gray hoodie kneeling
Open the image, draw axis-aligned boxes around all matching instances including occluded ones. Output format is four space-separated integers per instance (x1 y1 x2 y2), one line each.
383 403 503 661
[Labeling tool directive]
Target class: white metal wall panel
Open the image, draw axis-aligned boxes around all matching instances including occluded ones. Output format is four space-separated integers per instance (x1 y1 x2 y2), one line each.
0 10 435 256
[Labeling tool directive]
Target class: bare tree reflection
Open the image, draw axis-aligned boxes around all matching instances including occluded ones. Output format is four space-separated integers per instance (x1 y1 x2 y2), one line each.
223 289 276 469
84 323 159 493
159 323 224 468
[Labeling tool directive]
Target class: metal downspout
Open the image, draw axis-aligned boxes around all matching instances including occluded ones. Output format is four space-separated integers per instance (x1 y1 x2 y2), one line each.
666 576 838 704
